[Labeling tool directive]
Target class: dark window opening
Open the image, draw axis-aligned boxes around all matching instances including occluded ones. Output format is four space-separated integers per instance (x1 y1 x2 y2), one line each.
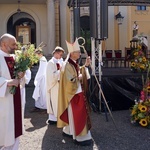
137 6 146 11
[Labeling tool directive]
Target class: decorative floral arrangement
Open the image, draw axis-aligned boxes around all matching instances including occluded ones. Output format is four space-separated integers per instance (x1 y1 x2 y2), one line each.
130 72 150 128
130 45 149 72
10 43 39 94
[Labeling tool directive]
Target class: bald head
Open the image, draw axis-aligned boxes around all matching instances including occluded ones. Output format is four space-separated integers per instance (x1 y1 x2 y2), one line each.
0 33 16 46
0 33 17 54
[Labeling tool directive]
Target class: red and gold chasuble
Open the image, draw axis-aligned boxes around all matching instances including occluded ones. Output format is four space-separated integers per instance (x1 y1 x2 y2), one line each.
60 58 91 136
4 57 22 138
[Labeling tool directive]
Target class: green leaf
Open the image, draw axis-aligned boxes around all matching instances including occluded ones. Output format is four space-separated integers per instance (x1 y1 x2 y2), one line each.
138 113 145 119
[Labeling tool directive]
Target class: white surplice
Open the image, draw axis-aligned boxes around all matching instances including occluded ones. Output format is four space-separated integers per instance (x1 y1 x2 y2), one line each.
32 56 47 109
46 57 63 121
20 69 31 132
0 50 23 148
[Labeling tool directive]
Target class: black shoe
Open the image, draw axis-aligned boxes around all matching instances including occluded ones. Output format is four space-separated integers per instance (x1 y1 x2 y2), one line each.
62 132 73 138
46 120 57 125
74 139 93 146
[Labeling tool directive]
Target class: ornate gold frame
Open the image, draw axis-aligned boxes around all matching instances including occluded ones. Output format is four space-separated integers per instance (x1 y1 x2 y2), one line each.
16 26 31 44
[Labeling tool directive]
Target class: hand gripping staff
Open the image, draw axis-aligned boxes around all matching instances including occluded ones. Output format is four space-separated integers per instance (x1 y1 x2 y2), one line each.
77 37 119 132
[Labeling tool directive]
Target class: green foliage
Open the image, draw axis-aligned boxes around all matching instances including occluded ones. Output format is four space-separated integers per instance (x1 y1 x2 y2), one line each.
10 43 38 94
130 45 149 72
15 43 39 76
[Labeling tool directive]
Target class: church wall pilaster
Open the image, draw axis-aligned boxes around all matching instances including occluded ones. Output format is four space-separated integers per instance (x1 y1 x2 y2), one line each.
47 0 55 55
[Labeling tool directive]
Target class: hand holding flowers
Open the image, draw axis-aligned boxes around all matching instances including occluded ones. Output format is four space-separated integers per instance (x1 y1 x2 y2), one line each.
7 79 20 87
17 71 25 79
10 43 39 94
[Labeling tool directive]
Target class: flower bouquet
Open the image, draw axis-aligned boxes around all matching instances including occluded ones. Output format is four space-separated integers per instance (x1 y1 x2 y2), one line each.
130 45 149 73
10 43 39 94
130 71 150 128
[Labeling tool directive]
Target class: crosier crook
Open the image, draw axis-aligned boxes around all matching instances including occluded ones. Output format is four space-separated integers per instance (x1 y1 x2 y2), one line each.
77 37 119 132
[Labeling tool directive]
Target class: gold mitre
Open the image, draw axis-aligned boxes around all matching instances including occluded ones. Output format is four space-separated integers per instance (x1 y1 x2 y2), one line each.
66 38 80 53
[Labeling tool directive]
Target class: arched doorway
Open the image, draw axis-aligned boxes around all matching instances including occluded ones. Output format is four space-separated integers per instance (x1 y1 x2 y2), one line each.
7 12 36 45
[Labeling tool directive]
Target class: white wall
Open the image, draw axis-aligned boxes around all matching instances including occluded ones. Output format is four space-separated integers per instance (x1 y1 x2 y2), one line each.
106 6 115 53
119 6 128 56
60 0 68 50
106 6 128 57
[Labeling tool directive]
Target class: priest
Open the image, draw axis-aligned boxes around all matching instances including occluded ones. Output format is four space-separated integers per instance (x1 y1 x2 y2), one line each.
0 33 24 149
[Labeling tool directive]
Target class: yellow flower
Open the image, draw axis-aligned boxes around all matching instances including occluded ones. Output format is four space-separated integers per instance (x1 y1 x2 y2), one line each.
131 110 136 115
142 57 147 62
138 103 142 109
139 119 148 126
139 105 147 112
138 45 141 49
139 64 145 69
131 62 136 67
134 52 138 56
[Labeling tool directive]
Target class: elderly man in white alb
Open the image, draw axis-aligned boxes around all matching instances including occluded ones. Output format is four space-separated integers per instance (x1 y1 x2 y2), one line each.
46 46 65 125
0 33 24 150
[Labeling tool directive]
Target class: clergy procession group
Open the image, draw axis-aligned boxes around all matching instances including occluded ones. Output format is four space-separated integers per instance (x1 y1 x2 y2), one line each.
0 33 93 150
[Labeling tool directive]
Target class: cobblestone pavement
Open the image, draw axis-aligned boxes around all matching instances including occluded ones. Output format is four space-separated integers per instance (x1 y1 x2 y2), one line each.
19 66 150 150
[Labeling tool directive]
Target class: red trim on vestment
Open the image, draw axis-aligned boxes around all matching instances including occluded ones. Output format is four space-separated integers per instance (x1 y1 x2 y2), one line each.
60 92 87 136
5 57 23 138
56 63 60 70
68 58 79 76
60 109 69 124
13 87 22 138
